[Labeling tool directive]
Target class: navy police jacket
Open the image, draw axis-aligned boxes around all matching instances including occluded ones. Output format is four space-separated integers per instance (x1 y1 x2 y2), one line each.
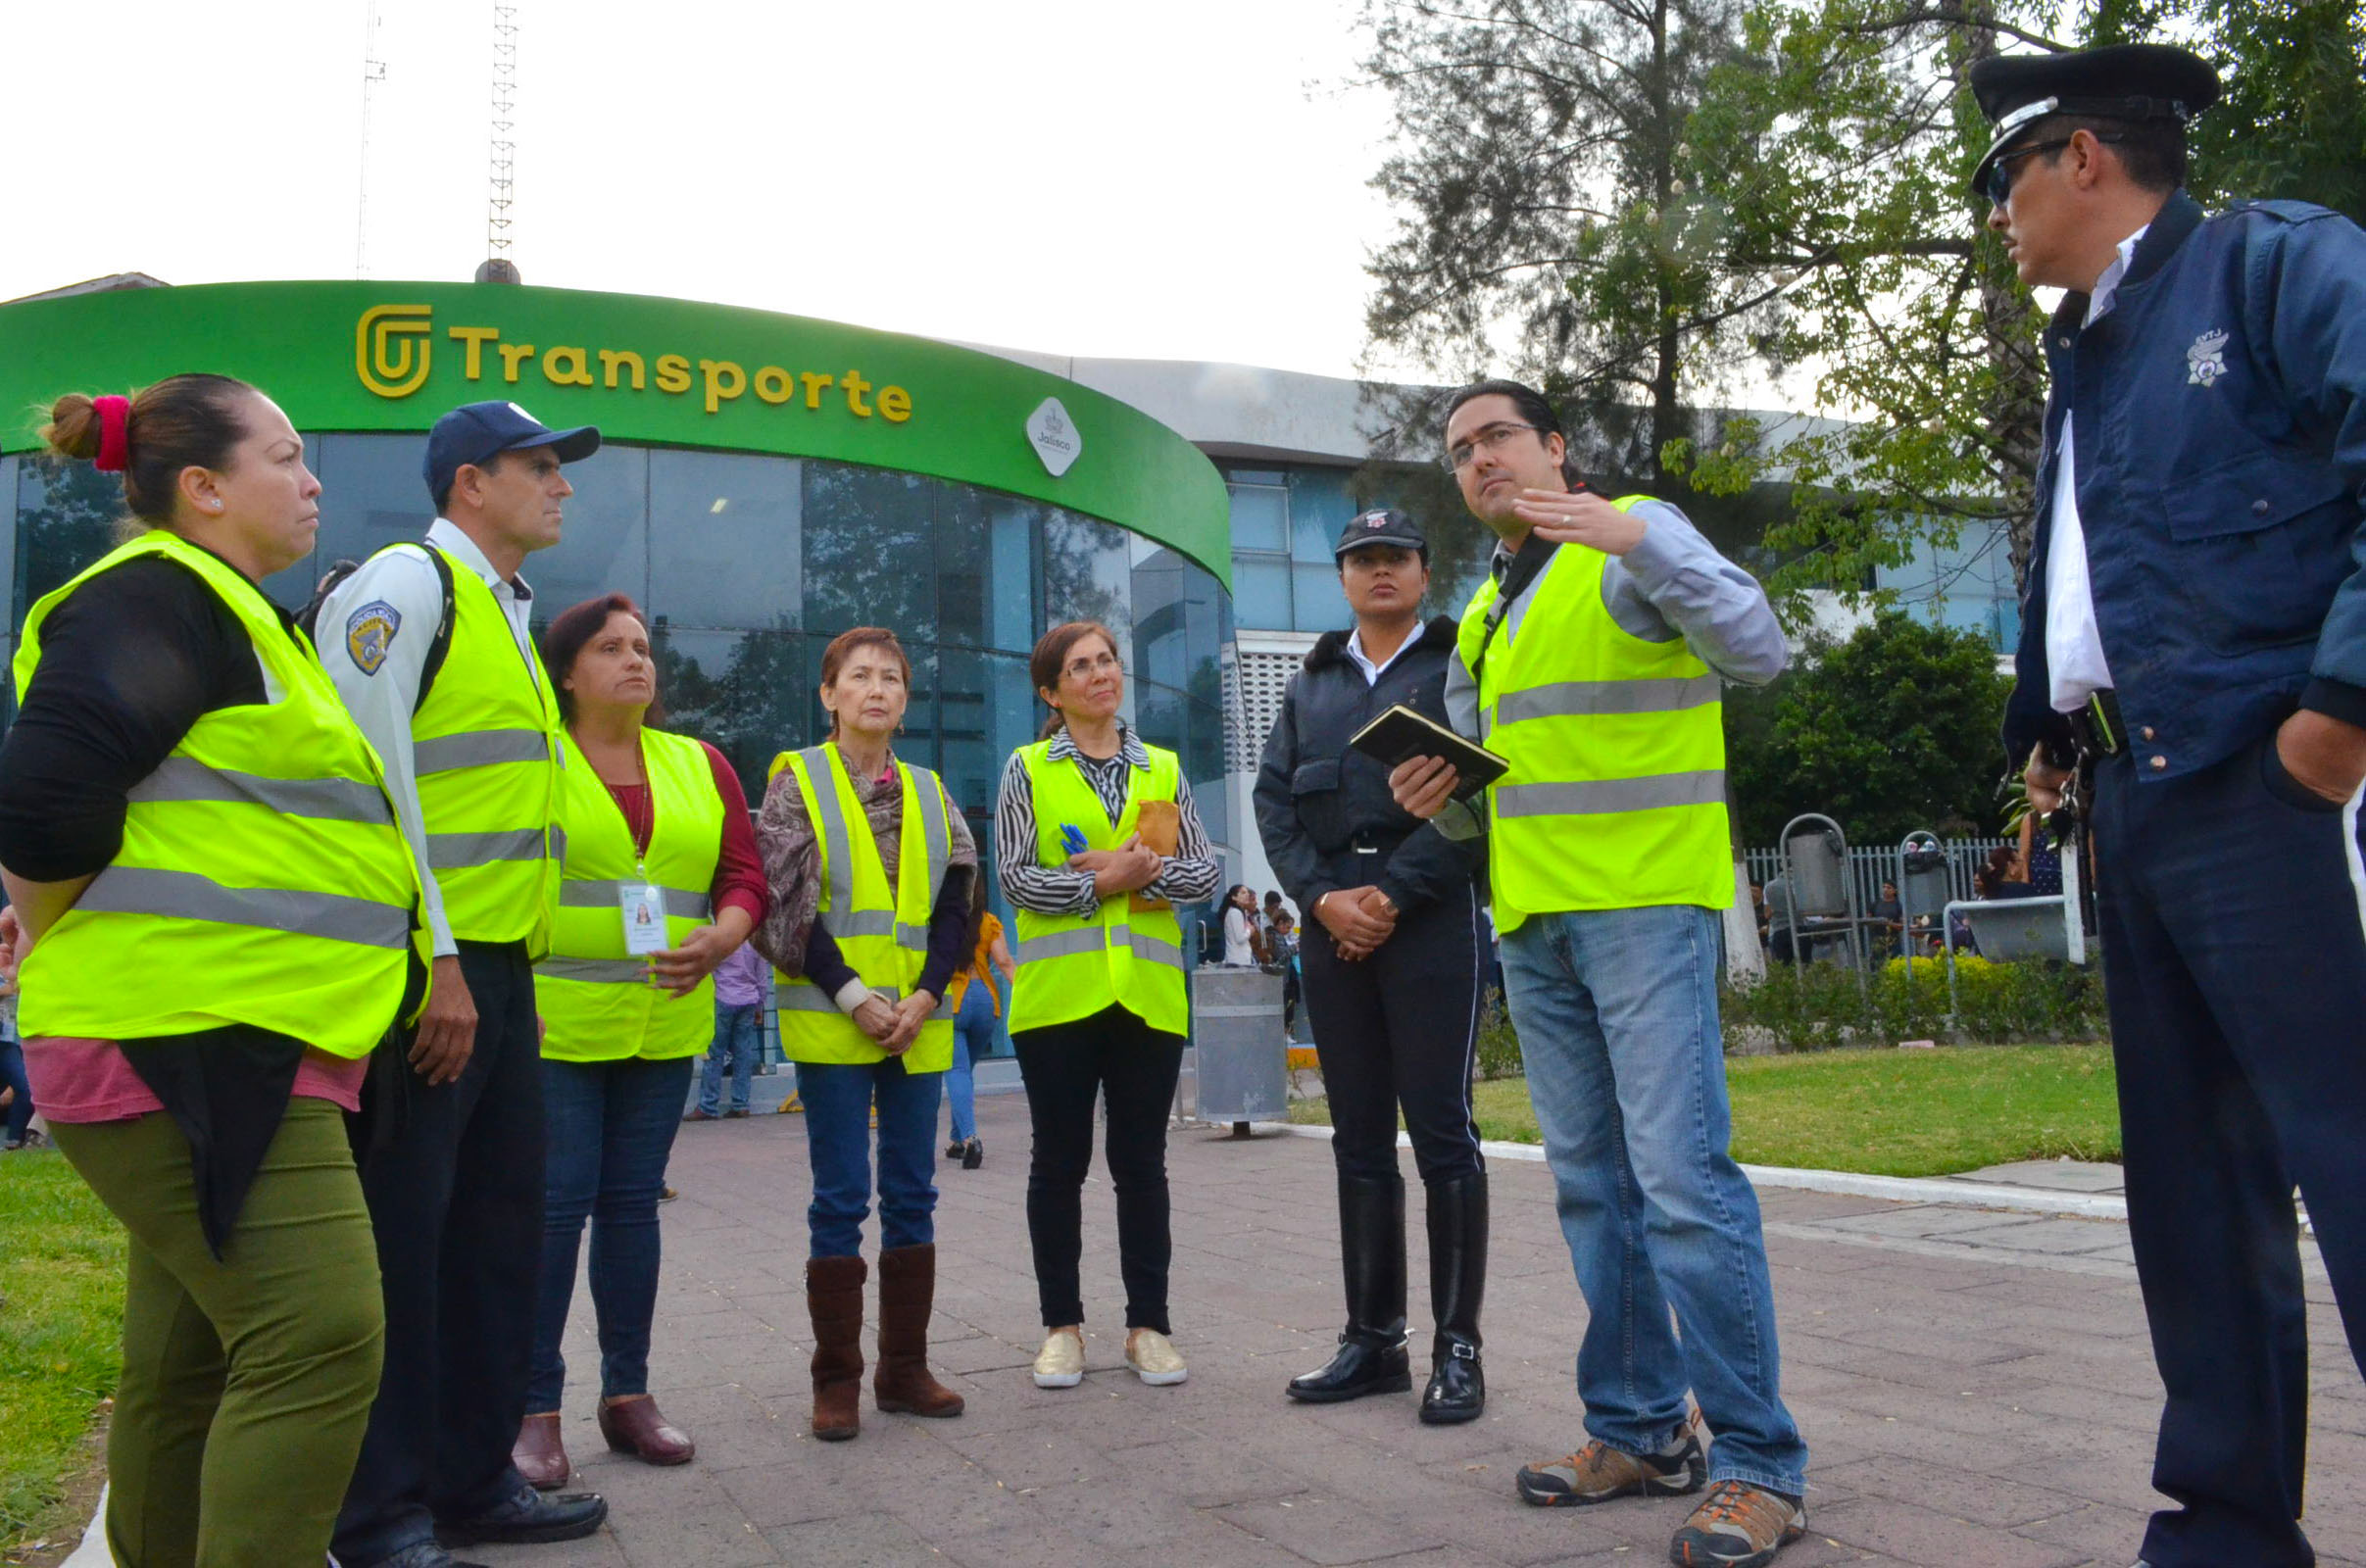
2003 191 2366 780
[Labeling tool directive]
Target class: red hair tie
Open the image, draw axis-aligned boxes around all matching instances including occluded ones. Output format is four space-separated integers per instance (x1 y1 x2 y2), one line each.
92 395 131 472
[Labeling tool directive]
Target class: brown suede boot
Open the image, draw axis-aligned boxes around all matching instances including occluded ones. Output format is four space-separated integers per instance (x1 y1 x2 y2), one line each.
512 1410 569 1490
872 1244 965 1418
807 1254 867 1441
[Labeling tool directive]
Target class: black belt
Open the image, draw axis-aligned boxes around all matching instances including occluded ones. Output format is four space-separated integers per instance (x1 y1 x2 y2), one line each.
2068 689 2125 760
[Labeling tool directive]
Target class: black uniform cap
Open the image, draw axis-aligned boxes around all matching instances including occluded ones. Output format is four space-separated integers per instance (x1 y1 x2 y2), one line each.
1967 43 2219 199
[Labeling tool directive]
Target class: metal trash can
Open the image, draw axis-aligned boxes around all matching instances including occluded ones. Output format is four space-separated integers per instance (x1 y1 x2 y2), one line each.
1191 965 1288 1124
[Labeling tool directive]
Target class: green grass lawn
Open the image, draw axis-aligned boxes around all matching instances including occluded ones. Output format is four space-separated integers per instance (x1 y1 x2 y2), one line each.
1291 1044 2122 1178
2 1150 124 1552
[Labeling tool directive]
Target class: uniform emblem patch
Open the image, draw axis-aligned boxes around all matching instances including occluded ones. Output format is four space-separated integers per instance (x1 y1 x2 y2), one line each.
345 600 402 675
2187 328 2230 387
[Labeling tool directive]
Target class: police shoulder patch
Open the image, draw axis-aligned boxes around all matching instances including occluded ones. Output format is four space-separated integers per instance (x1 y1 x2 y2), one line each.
346 600 402 675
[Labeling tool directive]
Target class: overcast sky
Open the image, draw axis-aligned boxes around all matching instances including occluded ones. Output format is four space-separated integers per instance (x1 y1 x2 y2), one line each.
3 0 1428 382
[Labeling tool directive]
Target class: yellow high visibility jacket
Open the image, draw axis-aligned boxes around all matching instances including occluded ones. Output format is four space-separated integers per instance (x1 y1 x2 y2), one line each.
769 743 957 1072
408 546 562 953
1007 739 1189 1037
1456 498 1732 932
535 727 724 1061
11 530 427 1053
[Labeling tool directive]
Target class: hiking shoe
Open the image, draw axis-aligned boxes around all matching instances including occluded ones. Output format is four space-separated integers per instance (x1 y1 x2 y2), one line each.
1124 1328 1188 1386
1668 1480 1805 1567
1032 1327 1085 1389
1517 1424 1706 1506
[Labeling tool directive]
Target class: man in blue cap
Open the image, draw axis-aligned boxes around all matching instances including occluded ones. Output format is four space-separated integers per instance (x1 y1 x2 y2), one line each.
1974 41 2366 1568
321 401 607 1567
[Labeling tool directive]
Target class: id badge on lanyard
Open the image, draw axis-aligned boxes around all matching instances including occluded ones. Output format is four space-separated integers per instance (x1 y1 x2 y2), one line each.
621 861 668 959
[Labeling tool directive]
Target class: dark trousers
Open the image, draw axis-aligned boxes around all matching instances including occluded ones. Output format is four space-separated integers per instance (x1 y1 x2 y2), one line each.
0 1036 31 1144
2092 738 2366 1568
528 1054 693 1410
1300 881 1488 1187
335 940 545 1565
1012 1004 1185 1334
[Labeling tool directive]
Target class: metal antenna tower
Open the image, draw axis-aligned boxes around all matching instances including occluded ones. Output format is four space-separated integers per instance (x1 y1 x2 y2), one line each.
355 0 385 278
486 3 518 270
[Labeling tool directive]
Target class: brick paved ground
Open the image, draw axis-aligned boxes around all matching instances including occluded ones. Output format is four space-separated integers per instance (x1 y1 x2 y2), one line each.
476 1095 2366 1568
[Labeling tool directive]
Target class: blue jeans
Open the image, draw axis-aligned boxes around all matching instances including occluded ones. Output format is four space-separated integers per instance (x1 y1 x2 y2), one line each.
699 1001 763 1115
795 1059 942 1259
527 1054 693 1410
1501 904 1807 1496
0 1036 31 1145
947 982 1004 1145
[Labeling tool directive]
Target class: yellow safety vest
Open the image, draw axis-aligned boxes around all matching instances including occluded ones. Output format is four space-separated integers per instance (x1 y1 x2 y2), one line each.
11 531 427 1054
1007 739 1189 1038
769 743 957 1072
407 545 562 953
1456 497 1732 932
534 728 725 1061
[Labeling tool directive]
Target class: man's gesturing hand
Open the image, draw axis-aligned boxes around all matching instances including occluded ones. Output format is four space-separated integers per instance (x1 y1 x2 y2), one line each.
1511 488 1648 555
410 954 477 1086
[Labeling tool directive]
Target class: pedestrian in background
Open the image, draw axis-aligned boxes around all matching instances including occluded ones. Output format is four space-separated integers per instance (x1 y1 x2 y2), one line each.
692 939 769 1120
512 594 767 1488
1255 509 1492 1426
997 620 1219 1391
944 906 1015 1169
0 972 30 1151
318 400 609 1564
755 626 976 1443
1219 883 1260 966
0 375 425 1566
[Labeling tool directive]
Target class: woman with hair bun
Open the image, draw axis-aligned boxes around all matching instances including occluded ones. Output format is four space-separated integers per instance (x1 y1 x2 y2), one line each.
751 625 978 1443
0 376 428 1565
994 620 1219 1392
510 593 769 1488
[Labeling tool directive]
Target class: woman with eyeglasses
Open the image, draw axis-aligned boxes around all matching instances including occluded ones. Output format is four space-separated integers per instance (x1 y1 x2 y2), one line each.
994 621 1220 1391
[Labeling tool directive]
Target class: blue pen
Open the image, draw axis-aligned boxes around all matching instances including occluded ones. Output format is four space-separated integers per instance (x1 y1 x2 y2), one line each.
1060 823 1089 856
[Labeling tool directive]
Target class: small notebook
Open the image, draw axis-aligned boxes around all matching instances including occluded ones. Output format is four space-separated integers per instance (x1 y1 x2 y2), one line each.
1130 800 1181 911
1348 704 1509 805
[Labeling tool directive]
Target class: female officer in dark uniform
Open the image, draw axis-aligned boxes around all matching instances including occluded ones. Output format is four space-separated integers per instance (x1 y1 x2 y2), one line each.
1254 509 1490 1424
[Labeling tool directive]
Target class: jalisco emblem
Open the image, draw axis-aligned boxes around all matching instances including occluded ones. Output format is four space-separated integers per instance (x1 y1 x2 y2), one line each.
2186 327 2230 388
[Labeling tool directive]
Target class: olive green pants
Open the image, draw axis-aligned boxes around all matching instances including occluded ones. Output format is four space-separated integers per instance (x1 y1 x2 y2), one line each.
52 1098 384 1568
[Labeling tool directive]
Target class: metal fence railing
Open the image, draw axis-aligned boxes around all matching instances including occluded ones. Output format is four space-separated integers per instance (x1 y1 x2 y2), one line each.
1742 838 2013 913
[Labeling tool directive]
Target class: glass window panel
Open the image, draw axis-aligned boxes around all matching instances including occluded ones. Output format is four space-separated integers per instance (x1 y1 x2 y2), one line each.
940 484 1038 652
313 432 434 577
1225 467 1286 487
651 624 809 801
1293 562 1348 631
18 456 132 621
1041 510 1131 654
648 449 799 631
937 647 1035 827
1227 483 1287 553
529 444 648 623
1180 560 1224 711
803 463 936 642
1288 467 1358 564
1231 560 1291 631
1129 546 1189 692
988 495 1038 652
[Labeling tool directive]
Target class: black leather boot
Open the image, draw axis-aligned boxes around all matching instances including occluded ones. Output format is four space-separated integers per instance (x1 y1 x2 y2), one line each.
1419 1171 1488 1424
1287 1173 1410 1402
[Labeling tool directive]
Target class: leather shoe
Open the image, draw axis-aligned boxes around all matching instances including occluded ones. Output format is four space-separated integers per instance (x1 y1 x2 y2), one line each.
512 1410 568 1490
1288 1333 1411 1402
1419 1332 1485 1424
362 1544 489 1568
598 1393 694 1465
436 1482 608 1546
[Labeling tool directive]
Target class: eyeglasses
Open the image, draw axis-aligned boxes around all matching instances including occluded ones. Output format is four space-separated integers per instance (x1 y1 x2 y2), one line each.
1061 650 1123 682
1442 421 1542 473
1984 133 2122 207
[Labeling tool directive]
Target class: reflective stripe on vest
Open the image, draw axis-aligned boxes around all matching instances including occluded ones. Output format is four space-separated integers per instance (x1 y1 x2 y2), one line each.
771 744 958 1071
533 727 727 1062
1456 495 1733 930
11 531 426 1054
407 546 561 951
1006 739 1189 1038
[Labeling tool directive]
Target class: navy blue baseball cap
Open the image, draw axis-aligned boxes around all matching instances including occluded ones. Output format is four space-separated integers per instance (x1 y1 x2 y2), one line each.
423 400 601 508
1334 507 1429 562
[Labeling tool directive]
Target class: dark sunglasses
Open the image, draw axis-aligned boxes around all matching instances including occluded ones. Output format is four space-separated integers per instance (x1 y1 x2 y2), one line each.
1985 133 2124 207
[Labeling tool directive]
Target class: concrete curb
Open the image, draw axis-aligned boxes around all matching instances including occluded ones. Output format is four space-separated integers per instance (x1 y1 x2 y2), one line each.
1266 1122 2133 1221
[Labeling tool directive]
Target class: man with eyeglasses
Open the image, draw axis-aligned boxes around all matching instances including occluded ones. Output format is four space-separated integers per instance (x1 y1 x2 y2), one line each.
1390 378 1802 1567
1972 42 2366 1568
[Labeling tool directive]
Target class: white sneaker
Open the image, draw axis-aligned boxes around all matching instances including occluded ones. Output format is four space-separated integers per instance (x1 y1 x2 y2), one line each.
1032 1327 1085 1389
1124 1328 1188 1386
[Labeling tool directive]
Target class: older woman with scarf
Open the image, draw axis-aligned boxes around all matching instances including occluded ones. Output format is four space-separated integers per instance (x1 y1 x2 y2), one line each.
754 625 977 1442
